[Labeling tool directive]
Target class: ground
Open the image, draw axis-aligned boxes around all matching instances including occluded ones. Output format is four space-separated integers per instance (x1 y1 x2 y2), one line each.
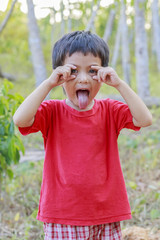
0 107 160 239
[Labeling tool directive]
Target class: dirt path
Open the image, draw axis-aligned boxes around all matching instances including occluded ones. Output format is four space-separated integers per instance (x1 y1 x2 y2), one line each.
20 149 44 162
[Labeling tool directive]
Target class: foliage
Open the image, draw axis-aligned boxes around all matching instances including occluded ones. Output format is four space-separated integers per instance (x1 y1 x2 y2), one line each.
0 80 24 185
118 111 160 230
0 160 44 239
0 0 160 97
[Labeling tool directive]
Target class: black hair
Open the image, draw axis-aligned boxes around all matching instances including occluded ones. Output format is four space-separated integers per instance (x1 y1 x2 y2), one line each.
52 31 109 69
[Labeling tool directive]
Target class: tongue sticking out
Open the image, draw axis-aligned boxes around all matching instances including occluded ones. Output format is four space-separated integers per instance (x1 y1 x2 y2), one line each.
77 90 89 109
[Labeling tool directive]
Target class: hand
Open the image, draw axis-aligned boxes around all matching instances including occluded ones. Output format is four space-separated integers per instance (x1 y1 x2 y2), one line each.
48 64 77 88
91 66 121 88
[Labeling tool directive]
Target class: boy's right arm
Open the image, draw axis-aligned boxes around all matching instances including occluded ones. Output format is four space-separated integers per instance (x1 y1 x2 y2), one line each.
13 64 76 127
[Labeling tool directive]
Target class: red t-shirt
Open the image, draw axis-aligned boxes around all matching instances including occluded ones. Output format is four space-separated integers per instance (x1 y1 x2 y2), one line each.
19 99 140 226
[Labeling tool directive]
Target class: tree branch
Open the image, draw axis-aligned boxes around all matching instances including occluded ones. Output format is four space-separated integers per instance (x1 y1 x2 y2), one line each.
0 0 17 34
85 0 101 32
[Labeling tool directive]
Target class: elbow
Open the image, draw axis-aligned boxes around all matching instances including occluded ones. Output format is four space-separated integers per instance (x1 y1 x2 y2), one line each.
142 113 153 127
13 114 20 127
13 114 34 128
133 113 153 127
145 116 152 127
13 112 23 127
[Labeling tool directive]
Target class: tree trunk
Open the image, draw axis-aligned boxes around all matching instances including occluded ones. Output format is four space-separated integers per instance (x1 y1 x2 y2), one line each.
0 0 17 34
60 0 65 37
111 12 122 68
27 0 47 87
51 7 56 45
85 0 101 31
103 9 115 43
151 0 160 71
67 1 72 33
134 0 150 98
121 0 131 85
67 17 72 33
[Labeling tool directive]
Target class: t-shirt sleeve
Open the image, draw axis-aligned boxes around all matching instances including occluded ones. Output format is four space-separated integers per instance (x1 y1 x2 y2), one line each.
18 100 53 139
109 99 140 135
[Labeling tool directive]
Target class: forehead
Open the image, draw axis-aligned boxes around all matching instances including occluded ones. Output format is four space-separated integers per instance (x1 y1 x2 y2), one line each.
64 52 102 66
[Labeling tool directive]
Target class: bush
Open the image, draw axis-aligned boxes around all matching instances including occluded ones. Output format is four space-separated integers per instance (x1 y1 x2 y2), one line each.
0 80 25 186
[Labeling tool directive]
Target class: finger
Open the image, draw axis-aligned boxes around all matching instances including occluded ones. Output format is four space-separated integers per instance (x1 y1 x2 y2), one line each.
92 75 99 81
97 70 103 83
91 65 102 70
65 64 77 69
65 65 77 77
103 67 114 76
61 74 76 82
102 72 108 81
63 68 71 79
66 75 76 81
59 75 64 81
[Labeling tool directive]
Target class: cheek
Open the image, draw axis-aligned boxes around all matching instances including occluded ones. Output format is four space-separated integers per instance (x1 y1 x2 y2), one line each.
63 82 76 96
92 82 101 92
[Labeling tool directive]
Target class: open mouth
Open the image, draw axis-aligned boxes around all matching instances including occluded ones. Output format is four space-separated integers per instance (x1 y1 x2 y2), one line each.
76 89 90 98
76 90 90 109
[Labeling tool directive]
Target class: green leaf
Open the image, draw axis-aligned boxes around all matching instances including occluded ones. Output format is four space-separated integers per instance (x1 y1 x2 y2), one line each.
0 78 24 184
8 136 14 160
155 192 160 200
126 139 138 149
0 154 6 171
8 120 15 136
14 212 20 222
0 97 9 113
14 135 25 155
0 101 5 115
150 209 160 220
0 124 5 135
1 80 13 96
14 149 20 164
6 168 14 180
128 181 137 190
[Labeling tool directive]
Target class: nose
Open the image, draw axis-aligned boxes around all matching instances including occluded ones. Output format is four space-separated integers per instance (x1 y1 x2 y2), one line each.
77 71 89 83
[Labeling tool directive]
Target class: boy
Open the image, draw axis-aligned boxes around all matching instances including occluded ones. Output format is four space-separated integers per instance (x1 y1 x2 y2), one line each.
13 31 152 240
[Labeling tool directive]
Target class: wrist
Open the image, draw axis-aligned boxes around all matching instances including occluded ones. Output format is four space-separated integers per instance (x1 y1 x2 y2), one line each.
115 79 126 91
45 76 57 90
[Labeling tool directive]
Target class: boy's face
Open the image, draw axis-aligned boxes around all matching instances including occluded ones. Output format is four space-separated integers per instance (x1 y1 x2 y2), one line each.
63 52 102 111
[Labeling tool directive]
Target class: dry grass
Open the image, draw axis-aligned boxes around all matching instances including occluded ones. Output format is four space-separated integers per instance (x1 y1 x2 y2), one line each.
0 108 160 239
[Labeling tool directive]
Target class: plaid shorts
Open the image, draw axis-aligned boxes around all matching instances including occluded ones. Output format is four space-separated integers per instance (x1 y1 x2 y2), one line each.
43 222 122 240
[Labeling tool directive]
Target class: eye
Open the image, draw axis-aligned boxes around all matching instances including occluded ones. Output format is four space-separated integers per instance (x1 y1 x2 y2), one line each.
89 69 97 74
71 69 78 74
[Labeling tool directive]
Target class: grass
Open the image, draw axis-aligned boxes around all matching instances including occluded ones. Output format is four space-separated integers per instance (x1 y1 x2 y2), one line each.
0 106 160 239
118 107 160 232
0 160 44 239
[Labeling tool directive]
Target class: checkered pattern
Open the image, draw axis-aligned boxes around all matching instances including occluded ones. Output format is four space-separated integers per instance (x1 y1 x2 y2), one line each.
43 222 122 240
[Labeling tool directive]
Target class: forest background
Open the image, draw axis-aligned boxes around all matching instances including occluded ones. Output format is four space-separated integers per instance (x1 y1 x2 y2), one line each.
0 0 160 239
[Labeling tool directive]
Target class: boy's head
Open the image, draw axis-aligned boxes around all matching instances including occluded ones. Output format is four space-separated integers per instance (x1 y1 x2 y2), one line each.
52 31 109 69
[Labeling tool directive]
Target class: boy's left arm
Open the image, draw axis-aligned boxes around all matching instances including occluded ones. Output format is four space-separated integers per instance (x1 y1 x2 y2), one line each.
115 80 152 127
92 66 152 127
